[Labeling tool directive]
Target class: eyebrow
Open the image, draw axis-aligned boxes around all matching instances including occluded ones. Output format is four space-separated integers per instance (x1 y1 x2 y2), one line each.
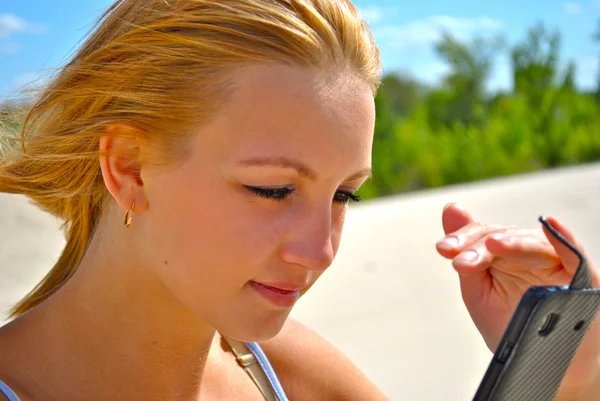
237 157 373 181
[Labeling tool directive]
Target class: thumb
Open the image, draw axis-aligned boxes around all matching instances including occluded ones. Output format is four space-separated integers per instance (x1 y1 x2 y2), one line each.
541 216 586 277
442 203 474 235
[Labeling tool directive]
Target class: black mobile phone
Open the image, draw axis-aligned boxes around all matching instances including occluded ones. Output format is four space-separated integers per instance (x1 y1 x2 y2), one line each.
472 217 600 401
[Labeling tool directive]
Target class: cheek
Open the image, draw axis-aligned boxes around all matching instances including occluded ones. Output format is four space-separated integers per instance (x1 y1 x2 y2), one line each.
139 171 283 306
331 205 346 254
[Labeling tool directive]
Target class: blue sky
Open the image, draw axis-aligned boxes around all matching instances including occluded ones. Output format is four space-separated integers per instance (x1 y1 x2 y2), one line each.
1 0 599 97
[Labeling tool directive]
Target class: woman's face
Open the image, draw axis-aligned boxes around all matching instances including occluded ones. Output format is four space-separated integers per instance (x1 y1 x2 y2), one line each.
140 65 376 341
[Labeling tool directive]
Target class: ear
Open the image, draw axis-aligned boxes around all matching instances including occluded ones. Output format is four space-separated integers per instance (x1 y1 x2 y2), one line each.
99 124 150 214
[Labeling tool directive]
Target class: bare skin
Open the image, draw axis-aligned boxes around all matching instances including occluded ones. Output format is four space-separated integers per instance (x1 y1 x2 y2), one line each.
0 63 598 400
0 64 381 401
437 204 600 400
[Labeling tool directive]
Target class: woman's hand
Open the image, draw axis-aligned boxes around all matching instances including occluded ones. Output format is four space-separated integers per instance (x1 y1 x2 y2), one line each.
436 203 600 397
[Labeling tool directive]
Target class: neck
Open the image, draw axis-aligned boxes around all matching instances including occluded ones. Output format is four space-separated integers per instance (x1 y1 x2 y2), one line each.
0 232 216 401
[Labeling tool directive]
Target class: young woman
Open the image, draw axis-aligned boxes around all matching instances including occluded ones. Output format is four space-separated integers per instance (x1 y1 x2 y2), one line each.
0 0 598 400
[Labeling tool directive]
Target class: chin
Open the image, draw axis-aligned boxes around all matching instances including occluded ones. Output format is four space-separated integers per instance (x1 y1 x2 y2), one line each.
218 310 290 343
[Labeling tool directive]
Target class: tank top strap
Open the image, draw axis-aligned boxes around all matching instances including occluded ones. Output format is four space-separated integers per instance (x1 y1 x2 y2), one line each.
222 336 289 401
0 380 21 401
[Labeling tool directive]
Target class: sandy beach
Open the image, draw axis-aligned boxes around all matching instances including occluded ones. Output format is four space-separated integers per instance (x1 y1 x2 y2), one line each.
2 162 599 400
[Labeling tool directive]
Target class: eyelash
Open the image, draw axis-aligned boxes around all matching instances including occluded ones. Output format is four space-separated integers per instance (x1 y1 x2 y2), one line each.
244 186 362 204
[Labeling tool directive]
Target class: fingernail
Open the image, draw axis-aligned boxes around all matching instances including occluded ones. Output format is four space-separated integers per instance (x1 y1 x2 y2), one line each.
490 232 511 243
437 236 459 250
454 250 479 266
443 202 455 211
491 232 507 240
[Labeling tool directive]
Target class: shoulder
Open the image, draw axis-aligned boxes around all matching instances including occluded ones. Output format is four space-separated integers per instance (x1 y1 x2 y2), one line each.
258 317 389 401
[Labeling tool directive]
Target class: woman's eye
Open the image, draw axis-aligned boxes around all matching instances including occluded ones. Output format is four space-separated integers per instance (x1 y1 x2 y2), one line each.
244 186 362 204
244 186 294 202
334 190 362 204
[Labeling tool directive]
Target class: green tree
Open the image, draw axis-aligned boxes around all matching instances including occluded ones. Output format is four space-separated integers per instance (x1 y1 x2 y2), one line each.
560 61 577 93
363 20 600 200
427 32 504 128
593 20 600 104
510 22 581 167
377 72 424 119
511 22 562 103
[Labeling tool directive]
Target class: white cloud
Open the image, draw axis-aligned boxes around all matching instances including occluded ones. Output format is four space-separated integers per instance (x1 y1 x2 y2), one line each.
428 15 503 32
575 57 598 90
0 13 46 39
578 57 597 69
395 56 597 93
411 61 451 86
358 5 392 25
373 15 503 51
393 56 512 93
488 56 512 92
563 2 583 14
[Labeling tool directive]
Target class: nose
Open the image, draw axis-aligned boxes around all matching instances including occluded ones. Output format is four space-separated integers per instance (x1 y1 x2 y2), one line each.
278 204 337 273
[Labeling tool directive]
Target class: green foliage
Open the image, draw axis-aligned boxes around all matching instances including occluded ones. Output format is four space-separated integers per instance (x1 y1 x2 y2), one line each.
2 21 599 201
427 33 504 128
359 21 600 199
593 20 600 105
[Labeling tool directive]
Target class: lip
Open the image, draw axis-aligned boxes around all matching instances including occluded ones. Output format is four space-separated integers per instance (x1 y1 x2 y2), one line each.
249 281 301 308
253 281 306 292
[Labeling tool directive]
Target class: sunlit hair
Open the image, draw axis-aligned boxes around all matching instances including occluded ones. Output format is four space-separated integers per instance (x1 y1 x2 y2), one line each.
0 0 381 319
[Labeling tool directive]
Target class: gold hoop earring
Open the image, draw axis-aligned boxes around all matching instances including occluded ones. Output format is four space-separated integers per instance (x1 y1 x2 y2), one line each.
124 200 135 228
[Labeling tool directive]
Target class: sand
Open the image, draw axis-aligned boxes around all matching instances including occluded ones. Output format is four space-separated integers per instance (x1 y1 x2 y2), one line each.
2 162 599 400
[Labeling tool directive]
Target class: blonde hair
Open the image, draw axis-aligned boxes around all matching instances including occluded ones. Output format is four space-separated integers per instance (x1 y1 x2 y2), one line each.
0 0 381 319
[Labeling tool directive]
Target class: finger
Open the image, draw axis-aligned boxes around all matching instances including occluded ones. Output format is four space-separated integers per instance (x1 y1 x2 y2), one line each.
485 231 560 271
542 216 587 276
436 222 509 258
442 203 474 235
452 231 561 277
483 231 570 286
439 223 494 310
451 237 496 275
